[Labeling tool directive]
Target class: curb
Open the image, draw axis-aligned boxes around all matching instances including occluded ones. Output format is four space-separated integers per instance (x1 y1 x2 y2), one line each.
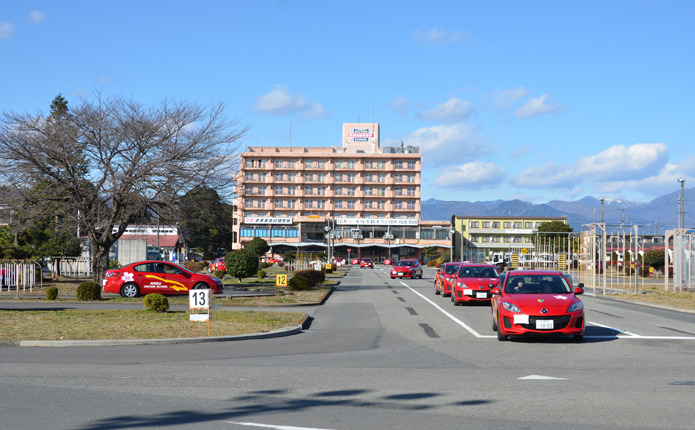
587 292 695 314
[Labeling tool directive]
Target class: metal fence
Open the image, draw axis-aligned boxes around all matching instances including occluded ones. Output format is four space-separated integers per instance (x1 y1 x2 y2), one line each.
0 260 42 294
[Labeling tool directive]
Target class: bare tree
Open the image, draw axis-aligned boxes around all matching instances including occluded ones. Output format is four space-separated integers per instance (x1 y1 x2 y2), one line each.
0 93 248 282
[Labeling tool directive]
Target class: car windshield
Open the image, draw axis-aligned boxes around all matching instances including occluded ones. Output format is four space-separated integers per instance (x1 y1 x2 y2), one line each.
396 260 415 267
457 266 497 278
504 275 572 294
444 264 460 275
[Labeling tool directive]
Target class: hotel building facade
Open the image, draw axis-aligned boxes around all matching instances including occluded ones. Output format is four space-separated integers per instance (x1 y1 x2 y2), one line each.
232 123 451 261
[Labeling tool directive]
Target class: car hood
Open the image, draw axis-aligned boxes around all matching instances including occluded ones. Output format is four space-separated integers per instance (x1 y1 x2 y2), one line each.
393 266 415 271
507 293 580 312
456 278 499 288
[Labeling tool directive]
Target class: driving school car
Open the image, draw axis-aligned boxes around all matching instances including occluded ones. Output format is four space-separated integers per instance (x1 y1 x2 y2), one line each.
103 260 224 298
435 262 460 296
390 259 423 279
491 269 585 341
452 263 499 305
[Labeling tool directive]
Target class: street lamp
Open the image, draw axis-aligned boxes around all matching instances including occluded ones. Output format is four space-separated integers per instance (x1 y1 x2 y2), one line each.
678 177 686 229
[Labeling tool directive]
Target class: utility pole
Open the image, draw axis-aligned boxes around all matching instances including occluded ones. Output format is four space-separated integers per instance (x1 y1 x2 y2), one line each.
678 177 686 228
599 197 605 224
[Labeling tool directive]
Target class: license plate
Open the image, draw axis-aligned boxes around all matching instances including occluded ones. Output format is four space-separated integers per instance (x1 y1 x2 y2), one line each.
476 292 487 299
536 320 554 329
463 289 473 295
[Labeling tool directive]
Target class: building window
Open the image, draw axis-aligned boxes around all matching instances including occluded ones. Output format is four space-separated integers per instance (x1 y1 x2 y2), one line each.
394 174 403 182
513 236 522 243
395 201 403 209
482 221 490 228
395 161 403 169
274 186 283 195
471 236 479 243
482 236 490 243
335 186 344 196
304 173 313 182
492 222 500 228
377 174 386 183
407 174 416 183
504 236 512 243
525 222 533 229
377 187 386 196
335 200 343 209
394 187 403 196
347 200 355 209
492 236 500 243
377 200 385 209
288 186 296 195
407 161 416 169
347 173 356 183
318 173 326 182
406 187 416 196
287 199 296 209
471 221 479 228
317 200 325 209
287 160 296 169
274 160 284 168
347 187 356 196
407 201 415 210
524 237 531 243
513 222 522 228
504 221 511 228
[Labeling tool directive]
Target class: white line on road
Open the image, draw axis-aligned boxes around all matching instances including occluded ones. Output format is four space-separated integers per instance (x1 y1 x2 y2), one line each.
227 422 335 430
399 281 495 338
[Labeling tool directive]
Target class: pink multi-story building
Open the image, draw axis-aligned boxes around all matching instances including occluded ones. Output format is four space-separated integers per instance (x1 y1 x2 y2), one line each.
232 123 451 261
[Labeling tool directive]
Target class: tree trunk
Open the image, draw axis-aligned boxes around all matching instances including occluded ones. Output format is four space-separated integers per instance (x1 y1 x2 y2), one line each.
90 235 111 283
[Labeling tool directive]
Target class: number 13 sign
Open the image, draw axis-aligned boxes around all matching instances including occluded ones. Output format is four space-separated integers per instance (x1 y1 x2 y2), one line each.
189 289 211 310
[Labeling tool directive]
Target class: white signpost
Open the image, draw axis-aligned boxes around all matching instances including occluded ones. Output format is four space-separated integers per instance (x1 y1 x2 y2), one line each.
189 289 211 336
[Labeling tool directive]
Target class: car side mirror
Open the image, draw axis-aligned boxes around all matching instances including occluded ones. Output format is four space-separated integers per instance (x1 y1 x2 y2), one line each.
491 287 501 295
575 284 584 295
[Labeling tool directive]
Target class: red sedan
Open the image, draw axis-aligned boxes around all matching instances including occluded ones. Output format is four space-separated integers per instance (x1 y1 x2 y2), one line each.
360 258 374 268
452 263 499 305
491 270 585 341
103 260 224 298
390 259 423 279
435 262 460 296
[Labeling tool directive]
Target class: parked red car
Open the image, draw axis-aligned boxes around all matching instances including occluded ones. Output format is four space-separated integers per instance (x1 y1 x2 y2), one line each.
435 262 461 296
209 257 225 272
351 259 360 265
452 263 500 305
383 259 393 265
103 260 224 298
491 270 585 341
390 259 423 279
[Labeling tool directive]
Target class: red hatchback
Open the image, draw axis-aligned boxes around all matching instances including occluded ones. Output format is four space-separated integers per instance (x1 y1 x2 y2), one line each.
360 258 374 268
435 262 461 296
491 270 585 341
390 259 423 279
103 260 224 298
452 263 500 305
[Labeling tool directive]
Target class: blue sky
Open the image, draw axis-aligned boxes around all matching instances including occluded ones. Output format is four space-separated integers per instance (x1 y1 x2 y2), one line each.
2 1 694 204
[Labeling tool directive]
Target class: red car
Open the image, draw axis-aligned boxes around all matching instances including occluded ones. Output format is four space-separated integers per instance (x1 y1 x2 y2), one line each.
103 260 224 298
491 270 585 341
435 262 461 296
351 259 360 265
390 259 423 279
383 259 393 265
452 263 500 305
360 258 374 268
209 257 226 272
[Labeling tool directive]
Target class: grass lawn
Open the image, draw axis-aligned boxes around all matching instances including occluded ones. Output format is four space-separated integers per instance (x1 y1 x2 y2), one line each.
0 266 345 341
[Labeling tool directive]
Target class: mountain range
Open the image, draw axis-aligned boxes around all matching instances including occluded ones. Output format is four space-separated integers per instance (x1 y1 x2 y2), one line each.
421 188 695 233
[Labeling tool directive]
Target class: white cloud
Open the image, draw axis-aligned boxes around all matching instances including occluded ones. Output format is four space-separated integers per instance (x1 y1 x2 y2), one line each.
490 87 531 109
29 10 45 24
405 123 487 166
413 27 469 46
416 98 475 123
510 142 674 197
575 143 668 181
514 94 566 118
432 161 506 190
253 85 326 118
0 22 16 39
388 96 409 116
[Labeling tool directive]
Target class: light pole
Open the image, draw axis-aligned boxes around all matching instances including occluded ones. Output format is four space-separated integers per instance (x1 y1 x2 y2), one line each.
678 177 686 228
599 197 605 224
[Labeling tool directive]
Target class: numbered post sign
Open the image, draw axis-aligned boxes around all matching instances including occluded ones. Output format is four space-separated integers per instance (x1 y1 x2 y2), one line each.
275 274 288 287
189 289 211 310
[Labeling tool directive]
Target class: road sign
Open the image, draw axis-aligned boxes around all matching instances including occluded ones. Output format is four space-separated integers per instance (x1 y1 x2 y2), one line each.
189 289 211 310
275 274 288 287
522 248 529 254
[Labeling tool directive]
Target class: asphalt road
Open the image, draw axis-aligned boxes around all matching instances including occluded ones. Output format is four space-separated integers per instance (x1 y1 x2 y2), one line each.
2 266 695 430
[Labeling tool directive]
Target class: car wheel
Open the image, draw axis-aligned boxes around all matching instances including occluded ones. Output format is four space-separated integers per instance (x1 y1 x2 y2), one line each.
120 283 140 298
193 282 209 290
573 334 584 342
435 283 440 295
390 276 395 279
497 315 508 341
491 314 498 331
419 271 423 279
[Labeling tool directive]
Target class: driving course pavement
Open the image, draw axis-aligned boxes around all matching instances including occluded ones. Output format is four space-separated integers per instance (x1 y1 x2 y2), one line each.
1 265 695 430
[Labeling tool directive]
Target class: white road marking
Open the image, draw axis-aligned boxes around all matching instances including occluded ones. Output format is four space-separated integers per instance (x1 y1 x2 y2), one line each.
399 281 495 338
519 375 568 380
227 422 335 430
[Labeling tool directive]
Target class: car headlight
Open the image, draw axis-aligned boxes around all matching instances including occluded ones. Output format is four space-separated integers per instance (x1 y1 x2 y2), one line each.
567 301 583 312
501 301 521 313
457 282 467 288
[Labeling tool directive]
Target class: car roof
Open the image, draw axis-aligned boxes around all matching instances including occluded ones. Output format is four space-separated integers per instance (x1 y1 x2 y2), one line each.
458 263 496 267
505 269 563 276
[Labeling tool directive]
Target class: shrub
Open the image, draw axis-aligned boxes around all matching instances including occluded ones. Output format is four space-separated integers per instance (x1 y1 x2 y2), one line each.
45 286 58 300
258 269 266 279
277 261 284 267
427 260 437 267
143 294 169 312
258 262 270 270
185 261 204 273
639 266 651 277
288 276 310 291
624 267 635 276
76 281 102 301
213 270 226 279
293 270 325 287
109 260 121 269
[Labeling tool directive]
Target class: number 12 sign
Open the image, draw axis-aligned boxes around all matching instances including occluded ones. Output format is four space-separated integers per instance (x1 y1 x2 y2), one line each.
189 289 211 310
